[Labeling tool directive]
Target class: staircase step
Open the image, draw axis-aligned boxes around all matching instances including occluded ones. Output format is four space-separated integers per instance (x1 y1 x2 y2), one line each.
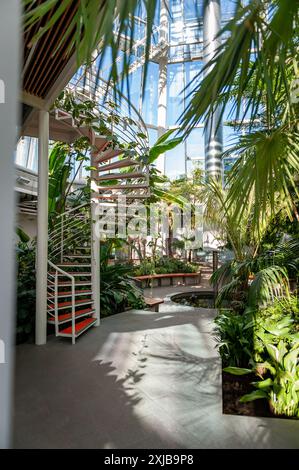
96 193 150 200
94 148 124 164
74 246 91 250
48 308 95 325
92 136 110 152
59 317 97 337
48 298 93 311
79 128 108 148
56 263 91 268
64 254 91 259
47 289 92 299
98 183 148 191
98 159 140 172
96 172 145 181
49 271 92 276
55 280 92 287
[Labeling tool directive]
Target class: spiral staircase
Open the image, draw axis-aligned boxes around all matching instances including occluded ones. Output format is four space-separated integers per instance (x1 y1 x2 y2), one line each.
47 69 150 344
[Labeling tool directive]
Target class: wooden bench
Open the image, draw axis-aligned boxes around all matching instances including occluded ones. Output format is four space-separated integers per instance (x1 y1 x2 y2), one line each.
144 296 164 312
134 272 201 288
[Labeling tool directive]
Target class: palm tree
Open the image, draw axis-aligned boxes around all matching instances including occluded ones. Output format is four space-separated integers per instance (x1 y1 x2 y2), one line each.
203 179 299 311
180 0 299 232
24 1 299 232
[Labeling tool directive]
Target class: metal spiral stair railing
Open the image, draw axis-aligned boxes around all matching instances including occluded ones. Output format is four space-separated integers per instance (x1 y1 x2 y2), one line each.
55 68 151 201
47 72 151 343
47 203 95 344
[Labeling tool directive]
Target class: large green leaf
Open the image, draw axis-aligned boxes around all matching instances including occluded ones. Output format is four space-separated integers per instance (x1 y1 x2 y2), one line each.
180 1 299 134
251 378 273 390
148 135 184 164
239 390 268 403
223 366 252 376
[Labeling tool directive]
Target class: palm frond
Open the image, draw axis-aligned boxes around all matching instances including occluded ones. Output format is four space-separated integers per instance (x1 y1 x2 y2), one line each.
227 128 299 232
247 265 289 308
180 0 299 135
215 277 242 308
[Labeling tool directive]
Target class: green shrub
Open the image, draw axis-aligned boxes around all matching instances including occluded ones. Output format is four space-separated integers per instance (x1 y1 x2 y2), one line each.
252 296 299 361
133 257 198 276
224 338 299 417
101 264 146 317
213 309 254 368
134 260 156 276
223 296 299 417
16 241 36 344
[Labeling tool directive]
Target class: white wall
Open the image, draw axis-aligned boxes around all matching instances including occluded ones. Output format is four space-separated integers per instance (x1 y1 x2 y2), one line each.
17 213 37 239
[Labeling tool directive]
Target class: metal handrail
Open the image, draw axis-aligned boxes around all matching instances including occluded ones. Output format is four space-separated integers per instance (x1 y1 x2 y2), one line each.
48 203 91 261
48 260 76 344
55 202 89 219
69 71 149 153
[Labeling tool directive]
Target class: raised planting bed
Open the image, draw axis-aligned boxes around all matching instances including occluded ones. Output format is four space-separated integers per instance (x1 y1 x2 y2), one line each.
222 371 299 420
222 371 271 418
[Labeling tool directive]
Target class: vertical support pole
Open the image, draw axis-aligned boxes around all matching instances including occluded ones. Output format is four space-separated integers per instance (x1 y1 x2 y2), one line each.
212 250 219 272
71 277 75 344
157 57 168 174
91 149 100 326
203 0 223 178
36 110 49 345
0 0 20 449
60 214 64 263
156 0 169 175
54 272 58 337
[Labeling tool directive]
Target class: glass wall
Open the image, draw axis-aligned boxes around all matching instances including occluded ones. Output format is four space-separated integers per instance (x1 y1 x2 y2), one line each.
17 1 244 183
15 137 38 172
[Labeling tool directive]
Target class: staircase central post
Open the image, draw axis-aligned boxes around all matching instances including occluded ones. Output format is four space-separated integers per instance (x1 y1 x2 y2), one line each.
36 109 49 345
91 148 100 326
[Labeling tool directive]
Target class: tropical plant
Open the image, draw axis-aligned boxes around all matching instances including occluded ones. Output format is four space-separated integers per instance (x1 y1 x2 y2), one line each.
224 338 299 417
16 240 36 344
100 239 146 317
48 138 90 221
213 309 254 368
180 0 299 232
252 296 299 362
133 256 198 276
211 226 299 311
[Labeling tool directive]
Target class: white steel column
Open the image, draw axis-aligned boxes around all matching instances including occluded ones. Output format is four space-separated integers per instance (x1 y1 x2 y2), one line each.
203 0 223 177
91 155 100 326
157 0 169 175
36 110 49 345
0 0 20 449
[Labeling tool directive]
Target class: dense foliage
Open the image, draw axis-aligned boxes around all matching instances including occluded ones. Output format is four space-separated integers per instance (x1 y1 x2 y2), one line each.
215 295 299 416
16 241 36 344
100 240 146 317
133 257 198 276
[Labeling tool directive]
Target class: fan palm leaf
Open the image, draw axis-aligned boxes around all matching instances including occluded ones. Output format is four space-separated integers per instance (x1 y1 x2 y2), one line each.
180 0 299 134
227 128 299 232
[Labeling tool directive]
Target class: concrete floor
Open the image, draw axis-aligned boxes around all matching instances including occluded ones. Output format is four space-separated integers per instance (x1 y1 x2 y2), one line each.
13 285 299 449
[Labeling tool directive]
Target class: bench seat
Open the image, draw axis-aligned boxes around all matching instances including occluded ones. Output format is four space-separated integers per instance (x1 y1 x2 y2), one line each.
144 296 164 312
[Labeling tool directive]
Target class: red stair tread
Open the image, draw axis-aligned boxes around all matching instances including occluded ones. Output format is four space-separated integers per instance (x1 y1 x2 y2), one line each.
49 271 91 275
48 308 94 323
56 298 92 308
57 262 90 266
48 289 92 298
57 281 92 286
60 317 96 335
